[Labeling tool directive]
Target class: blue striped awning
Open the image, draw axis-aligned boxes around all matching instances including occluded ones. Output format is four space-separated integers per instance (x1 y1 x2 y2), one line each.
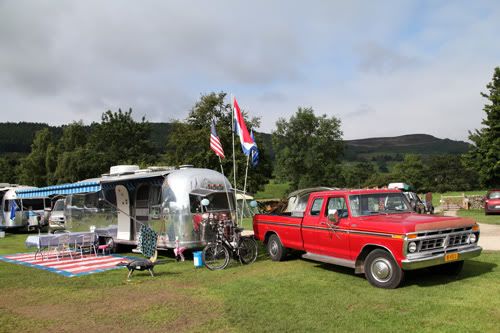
15 182 101 199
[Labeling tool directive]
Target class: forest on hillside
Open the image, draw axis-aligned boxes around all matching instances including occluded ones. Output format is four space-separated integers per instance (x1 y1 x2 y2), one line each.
1 65 498 194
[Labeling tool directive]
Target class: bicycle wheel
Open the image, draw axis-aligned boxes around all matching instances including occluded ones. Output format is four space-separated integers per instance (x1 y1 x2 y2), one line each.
238 237 258 265
203 243 230 270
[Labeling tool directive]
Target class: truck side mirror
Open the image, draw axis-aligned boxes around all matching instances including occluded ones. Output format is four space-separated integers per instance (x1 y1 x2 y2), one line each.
328 209 339 224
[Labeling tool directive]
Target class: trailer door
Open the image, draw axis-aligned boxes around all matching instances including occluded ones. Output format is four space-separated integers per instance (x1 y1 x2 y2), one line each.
116 185 131 240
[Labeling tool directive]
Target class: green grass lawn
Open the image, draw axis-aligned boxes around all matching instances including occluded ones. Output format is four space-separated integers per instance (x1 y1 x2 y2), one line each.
457 209 500 225
1 234 499 332
254 180 290 200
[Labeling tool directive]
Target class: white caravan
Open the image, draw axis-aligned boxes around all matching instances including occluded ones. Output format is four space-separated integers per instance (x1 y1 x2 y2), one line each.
0 184 50 231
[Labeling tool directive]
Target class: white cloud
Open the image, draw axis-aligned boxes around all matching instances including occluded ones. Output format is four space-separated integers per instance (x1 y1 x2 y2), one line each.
0 0 498 140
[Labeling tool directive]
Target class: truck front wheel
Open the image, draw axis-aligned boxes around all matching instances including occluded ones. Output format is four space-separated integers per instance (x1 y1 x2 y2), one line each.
267 234 287 261
364 249 404 289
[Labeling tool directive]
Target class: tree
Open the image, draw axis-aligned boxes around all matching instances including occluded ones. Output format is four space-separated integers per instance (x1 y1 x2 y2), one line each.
53 122 91 183
342 162 377 188
0 156 18 184
392 154 426 191
85 108 154 176
426 155 478 192
16 128 54 186
164 92 272 193
273 107 344 189
464 67 500 187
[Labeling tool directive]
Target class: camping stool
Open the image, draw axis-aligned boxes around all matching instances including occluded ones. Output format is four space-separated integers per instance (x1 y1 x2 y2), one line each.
98 238 114 256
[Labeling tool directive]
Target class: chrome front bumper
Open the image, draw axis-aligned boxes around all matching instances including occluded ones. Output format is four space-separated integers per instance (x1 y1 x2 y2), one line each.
401 246 482 270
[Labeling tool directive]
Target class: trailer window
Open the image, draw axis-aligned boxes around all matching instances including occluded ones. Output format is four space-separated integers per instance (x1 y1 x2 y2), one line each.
21 199 46 211
4 199 21 212
190 193 235 213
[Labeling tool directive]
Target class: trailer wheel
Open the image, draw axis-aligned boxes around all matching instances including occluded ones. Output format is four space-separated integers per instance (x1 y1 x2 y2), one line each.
364 249 403 289
267 234 287 261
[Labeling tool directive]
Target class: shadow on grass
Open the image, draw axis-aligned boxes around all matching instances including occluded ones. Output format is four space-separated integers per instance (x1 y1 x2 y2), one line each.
300 258 497 288
403 260 497 287
304 260 366 281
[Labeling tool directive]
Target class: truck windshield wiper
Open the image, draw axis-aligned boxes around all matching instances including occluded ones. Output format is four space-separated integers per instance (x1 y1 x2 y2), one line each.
384 209 412 214
363 211 384 216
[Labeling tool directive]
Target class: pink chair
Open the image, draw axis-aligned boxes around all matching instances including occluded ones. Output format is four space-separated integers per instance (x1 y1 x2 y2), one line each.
98 238 114 256
174 237 186 261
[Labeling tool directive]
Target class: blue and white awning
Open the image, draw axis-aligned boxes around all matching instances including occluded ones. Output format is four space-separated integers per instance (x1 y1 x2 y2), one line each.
16 182 101 199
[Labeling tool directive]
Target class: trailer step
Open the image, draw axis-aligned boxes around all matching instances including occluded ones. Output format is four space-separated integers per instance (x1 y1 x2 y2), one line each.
302 252 355 268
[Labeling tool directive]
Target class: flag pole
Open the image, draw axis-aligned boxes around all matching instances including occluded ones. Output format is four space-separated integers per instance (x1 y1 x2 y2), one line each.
218 156 234 214
231 94 238 225
240 153 250 222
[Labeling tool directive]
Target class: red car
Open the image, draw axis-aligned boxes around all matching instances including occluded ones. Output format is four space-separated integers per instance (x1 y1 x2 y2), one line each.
485 190 500 215
253 189 482 289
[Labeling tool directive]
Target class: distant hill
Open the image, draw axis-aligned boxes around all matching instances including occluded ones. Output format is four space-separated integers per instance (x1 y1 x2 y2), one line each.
343 134 470 161
0 122 63 155
0 123 470 162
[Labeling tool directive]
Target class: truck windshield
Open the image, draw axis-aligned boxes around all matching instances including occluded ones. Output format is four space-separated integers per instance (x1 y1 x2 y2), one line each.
349 193 412 217
53 200 65 212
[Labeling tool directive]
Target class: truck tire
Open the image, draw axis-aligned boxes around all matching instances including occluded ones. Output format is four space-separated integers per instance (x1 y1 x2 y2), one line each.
364 249 404 289
267 234 287 261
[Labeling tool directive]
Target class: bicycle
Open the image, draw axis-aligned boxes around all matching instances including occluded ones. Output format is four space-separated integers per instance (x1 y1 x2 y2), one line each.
202 213 258 270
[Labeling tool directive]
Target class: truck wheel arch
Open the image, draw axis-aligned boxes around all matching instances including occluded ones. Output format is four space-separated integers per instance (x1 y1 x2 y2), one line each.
355 244 397 275
264 230 281 245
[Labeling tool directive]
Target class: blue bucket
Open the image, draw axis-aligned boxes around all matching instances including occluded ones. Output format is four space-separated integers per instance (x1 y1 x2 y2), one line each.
193 251 203 268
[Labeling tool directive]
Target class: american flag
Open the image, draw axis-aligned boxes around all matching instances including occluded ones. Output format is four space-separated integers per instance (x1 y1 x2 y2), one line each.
210 119 225 159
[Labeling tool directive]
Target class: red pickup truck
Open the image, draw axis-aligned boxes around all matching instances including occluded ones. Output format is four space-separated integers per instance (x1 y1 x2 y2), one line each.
253 189 482 288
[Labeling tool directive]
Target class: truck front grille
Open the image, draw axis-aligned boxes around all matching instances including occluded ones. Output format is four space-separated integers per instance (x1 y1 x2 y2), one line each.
415 227 474 253
420 238 445 251
448 234 469 247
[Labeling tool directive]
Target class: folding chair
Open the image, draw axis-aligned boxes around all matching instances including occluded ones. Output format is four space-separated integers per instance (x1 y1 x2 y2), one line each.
56 232 73 261
76 233 97 259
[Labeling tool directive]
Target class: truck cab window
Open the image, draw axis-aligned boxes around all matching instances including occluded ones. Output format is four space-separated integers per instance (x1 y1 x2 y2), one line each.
326 197 348 218
310 198 323 216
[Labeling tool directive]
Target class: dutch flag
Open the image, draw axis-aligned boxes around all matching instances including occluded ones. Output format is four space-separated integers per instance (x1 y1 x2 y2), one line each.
233 97 256 156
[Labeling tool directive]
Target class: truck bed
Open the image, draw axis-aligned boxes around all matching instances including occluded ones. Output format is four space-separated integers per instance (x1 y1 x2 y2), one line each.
253 213 304 250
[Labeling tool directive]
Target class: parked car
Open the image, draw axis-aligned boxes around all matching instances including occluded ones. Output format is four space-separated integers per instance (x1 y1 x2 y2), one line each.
253 188 482 289
485 190 500 215
48 199 66 233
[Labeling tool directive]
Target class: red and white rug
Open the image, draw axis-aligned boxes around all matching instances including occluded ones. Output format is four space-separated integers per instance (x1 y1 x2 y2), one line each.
0 252 131 277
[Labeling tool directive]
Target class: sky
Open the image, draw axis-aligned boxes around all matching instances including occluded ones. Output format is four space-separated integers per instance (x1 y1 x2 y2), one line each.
1 1 499 140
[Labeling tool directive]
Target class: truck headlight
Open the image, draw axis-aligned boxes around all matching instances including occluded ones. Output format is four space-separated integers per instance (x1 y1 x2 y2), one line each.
408 241 417 253
469 233 477 244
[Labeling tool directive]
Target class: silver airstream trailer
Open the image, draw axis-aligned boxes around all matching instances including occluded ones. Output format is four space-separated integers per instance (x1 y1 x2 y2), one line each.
57 165 236 249
0 184 50 231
